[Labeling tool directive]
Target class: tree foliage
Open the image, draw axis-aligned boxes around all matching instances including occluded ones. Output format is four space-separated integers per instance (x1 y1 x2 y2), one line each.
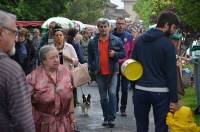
0 0 106 24
133 0 200 31
64 0 106 24
133 0 151 26
133 0 200 53
174 0 200 31
134 0 175 26
0 0 73 20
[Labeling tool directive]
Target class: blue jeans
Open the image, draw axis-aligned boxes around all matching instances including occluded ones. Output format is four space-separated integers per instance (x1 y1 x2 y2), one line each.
133 89 170 132
116 72 129 111
96 73 117 121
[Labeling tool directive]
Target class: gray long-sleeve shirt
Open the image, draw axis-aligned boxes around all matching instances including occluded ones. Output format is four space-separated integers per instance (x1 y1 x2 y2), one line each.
0 51 35 132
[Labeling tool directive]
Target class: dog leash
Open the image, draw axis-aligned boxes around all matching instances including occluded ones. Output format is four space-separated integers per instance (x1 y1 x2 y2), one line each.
80 86 85 95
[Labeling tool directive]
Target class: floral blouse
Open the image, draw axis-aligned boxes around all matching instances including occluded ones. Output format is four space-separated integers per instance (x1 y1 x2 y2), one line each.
26 65 75 132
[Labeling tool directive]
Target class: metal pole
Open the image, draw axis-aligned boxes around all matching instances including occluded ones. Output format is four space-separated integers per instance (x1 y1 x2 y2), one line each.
198 58 200 105
194 58 200 106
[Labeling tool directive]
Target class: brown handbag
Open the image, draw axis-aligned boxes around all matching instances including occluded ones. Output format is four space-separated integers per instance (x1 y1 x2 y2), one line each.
71 63 91 87
177 66 185 96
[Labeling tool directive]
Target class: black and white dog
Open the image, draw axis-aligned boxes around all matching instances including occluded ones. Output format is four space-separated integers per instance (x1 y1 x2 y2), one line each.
81 94 91 115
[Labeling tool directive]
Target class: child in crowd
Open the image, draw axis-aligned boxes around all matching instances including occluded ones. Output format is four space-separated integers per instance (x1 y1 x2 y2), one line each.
166 106 200 132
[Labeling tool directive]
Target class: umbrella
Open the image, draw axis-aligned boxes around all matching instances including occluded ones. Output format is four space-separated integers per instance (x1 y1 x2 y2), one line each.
149 24 156 29
41 17 74 29
72 20 86 31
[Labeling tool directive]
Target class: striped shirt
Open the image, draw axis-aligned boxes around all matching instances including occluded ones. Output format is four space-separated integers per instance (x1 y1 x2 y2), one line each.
0 51 35 132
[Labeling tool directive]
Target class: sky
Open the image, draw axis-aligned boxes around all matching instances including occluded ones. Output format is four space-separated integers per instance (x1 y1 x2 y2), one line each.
110 0 124 9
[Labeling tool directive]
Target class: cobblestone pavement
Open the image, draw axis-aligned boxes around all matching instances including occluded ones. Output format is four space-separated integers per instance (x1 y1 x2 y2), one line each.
75 82 155 132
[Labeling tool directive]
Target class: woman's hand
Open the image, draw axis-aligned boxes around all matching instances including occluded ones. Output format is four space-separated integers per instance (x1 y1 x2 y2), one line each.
63 54 73 62
71 120 76 130
72 58 79 66
63 55 78 66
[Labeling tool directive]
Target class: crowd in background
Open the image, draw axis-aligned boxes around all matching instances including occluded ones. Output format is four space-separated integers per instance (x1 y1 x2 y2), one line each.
11 18 143 76
2 8 184 132
4 17 143 131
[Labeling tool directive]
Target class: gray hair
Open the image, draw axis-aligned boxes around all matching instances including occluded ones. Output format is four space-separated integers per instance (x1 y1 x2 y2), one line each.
39 45 57 64
33 28 40 33
0 10 16 28
97 18 110 27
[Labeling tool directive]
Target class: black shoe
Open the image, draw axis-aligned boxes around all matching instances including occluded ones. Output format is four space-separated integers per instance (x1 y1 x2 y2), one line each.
102 120 108 126
121 111 127 117
108 120 115 128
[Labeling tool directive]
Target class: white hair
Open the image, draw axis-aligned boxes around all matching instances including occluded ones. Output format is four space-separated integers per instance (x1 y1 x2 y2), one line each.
0 10 16 28
39 45 57 64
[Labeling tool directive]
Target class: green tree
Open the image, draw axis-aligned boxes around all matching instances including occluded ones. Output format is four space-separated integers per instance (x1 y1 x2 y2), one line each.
0 0 106 24
0 0 73 20
133 0 151 26
64 0 106 24
133 0 174 26
134 0 200 31
133 0 200 54
174 0 200 31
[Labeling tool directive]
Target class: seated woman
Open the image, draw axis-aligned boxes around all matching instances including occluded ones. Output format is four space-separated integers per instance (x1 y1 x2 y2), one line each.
26 45 75 132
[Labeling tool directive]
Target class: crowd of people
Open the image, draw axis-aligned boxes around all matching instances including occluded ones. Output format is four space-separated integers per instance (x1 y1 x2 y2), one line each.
0 9 183 132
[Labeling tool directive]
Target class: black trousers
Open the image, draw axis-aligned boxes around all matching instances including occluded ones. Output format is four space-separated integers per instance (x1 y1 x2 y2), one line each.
133 89 170 132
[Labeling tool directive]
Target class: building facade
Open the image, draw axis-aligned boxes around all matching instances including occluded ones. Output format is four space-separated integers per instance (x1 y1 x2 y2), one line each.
104 0 130 20
123 0 138 21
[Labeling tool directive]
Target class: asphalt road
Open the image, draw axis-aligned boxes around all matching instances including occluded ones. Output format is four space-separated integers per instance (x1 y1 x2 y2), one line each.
75 82 155 132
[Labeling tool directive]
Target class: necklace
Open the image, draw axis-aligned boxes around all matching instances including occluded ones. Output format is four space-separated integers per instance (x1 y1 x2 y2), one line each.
56 43 64 52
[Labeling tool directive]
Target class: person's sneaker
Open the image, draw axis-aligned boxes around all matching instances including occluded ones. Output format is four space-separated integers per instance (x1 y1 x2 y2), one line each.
121 111 127 117
102 120 108 126
108 120 115 128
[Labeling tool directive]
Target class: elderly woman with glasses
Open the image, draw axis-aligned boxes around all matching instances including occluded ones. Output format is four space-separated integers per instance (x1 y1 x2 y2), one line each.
26 45 76 132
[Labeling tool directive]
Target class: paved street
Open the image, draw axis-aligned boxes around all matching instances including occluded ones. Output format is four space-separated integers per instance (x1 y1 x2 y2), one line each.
75 82 155 132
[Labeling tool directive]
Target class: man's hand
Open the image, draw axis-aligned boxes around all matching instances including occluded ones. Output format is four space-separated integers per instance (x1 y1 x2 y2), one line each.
108 50 115 58
169 102 179 113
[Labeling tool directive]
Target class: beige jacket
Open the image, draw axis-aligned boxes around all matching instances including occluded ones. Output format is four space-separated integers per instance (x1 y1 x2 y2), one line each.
62 42 78 70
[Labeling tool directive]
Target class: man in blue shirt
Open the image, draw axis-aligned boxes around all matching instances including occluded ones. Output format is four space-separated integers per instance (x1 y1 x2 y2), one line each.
132 12 179 132
113 17 133 116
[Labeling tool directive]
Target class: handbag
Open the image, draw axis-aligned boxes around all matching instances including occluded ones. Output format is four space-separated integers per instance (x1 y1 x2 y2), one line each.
71 63 91 87
177 66 185 96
